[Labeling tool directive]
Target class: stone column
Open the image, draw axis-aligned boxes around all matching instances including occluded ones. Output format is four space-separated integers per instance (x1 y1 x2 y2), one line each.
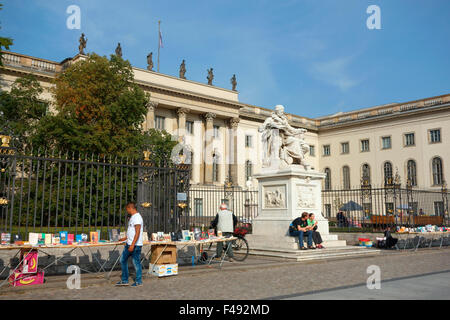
177 108 190 142
146 101 158 130
204 112 216 184
229 117 240 185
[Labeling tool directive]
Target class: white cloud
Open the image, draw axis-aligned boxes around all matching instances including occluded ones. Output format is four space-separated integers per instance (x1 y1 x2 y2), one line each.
309 55 361 91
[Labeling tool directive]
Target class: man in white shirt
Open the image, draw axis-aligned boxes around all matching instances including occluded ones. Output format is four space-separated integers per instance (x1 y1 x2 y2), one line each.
116 202 144 287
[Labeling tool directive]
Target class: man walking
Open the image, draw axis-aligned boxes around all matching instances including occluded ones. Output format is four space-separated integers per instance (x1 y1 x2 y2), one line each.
116 202 144 287
211 203 237 262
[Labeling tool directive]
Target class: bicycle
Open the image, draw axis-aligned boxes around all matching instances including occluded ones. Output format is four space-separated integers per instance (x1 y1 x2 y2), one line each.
198 224 250 263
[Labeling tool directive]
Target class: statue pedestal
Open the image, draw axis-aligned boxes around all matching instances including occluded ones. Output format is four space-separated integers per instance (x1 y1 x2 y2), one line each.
246 167 342 250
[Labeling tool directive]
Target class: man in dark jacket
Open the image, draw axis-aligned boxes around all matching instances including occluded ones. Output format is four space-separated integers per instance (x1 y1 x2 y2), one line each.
289 212 314 250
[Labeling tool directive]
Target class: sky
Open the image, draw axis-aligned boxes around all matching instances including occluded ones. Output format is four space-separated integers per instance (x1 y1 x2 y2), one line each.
1 0 450 118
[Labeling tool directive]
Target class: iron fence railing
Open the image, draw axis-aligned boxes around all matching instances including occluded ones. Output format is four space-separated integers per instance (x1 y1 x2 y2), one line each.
0 144 191 239
188 185 258 230
322 185 449 232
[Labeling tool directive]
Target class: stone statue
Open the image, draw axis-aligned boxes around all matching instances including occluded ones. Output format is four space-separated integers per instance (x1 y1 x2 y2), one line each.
147 52 154 71
231 74 237 91
179 60 186 79
207 68 214 85
258 105 310 169
78 33 87 55
115 43 122 58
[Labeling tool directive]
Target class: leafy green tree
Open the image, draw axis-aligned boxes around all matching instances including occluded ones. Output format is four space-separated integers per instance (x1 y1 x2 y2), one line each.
0 75 48 151
33 53 152 158
0 3 13 66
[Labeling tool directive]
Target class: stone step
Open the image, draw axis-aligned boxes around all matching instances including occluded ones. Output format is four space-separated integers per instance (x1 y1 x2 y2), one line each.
248 247 381 261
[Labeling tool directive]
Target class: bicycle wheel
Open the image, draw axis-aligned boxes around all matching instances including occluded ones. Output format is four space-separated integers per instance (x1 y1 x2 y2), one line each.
231 235 249 261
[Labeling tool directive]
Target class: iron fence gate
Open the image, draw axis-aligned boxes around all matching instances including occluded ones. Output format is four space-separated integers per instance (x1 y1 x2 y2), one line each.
188 184 258 229
322 184 449 231
0 139 191 240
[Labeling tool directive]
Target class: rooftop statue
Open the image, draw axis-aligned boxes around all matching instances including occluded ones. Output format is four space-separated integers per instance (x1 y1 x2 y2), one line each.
78 33 87 55
179 60 186 79
207 68 214 85
258 105 310 169
115 43 122 58
147 52 153 71
231 74 237 91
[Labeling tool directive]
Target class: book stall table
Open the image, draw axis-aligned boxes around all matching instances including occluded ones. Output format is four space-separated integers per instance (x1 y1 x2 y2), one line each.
0 241 131 288
105 236 239 279
0 237 240 287
173 236 238 269
395 232 448 251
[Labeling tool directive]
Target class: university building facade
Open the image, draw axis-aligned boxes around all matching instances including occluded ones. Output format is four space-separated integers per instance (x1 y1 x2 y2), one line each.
1 50 449 195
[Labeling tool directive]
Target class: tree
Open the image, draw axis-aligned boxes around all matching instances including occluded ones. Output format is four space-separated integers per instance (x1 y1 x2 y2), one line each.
0 75 48 151
0 3 14 66
33 53 154 158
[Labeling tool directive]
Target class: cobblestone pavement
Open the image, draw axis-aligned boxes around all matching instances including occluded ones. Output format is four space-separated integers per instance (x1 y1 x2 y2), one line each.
1 248 449 300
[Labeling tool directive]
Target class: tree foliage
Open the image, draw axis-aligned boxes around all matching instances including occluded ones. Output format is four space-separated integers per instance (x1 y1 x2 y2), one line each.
32 53 171 158
0 75 48 151
0 3 14 66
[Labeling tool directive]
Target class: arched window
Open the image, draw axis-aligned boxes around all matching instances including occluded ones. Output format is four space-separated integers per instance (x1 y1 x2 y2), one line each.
324 168 331 190
212 153 219 182
342 166 350 189
432 157 443 185
407 160 417 186
245 160 253 182
384 162 393 185
362 164 371 185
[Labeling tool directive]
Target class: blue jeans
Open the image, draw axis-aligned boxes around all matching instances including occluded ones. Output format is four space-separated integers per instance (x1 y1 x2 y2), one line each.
120 244 142 284
289 230 313 248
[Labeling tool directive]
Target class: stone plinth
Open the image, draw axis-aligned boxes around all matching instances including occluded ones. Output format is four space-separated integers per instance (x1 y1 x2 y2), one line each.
246 167 344 250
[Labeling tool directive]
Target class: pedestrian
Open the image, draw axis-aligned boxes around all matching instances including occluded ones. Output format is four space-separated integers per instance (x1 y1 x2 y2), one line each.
308 213 325 249
289 212 314 250
211 203 237 262
116 202 144 287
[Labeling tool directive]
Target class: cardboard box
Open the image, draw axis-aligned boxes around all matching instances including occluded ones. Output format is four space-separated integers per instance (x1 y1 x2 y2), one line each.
149 264 178 277
150 244 177 264
9 269 44 287
21 249 38 274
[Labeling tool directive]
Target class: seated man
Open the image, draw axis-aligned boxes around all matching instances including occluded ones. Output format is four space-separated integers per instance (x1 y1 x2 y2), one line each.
308 213 325 249
289 212 314 250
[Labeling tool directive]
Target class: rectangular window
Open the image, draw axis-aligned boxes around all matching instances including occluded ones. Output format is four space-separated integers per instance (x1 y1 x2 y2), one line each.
341 142 349 154
155 116 165 130
194 198 203 217
323 145 330 156
429 129 441 143
404 133 415 146
385 202 394 215
186 121 194 135
245 135 253 148
382 136 391 149
361 139 370 152
213 125 220 139
434 201 444 216
309 145 315 157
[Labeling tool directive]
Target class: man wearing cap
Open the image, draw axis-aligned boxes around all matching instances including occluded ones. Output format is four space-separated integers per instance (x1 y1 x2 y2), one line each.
211 203 238 262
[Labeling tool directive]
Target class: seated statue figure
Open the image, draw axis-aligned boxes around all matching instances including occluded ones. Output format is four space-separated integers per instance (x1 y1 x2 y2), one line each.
259 105 309 169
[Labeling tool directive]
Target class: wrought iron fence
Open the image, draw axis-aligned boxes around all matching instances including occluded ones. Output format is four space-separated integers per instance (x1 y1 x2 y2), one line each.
322 184 449 232
188 184 258 230
0 139 191 239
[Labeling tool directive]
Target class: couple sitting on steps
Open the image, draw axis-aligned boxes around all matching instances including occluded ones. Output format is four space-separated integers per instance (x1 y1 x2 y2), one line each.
289 212 325 250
